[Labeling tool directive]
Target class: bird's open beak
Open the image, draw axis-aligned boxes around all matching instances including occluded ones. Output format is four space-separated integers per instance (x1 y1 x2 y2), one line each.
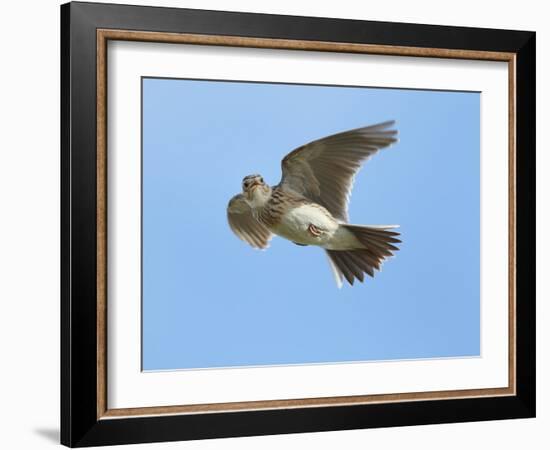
250 181 262 190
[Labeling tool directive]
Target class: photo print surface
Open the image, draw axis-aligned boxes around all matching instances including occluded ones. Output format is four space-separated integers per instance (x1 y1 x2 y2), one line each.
141 78 480 371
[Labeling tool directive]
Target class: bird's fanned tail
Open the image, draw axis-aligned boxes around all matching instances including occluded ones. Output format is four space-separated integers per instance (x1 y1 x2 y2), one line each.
325 224 401 287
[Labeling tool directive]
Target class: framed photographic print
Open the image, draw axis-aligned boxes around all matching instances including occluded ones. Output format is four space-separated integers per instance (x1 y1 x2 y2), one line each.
60 1 536 447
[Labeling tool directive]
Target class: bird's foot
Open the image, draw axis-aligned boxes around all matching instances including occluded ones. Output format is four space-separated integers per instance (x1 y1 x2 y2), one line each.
308 223 323 237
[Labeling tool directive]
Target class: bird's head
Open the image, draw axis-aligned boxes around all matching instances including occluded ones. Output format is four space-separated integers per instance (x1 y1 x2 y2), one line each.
242 174 271 207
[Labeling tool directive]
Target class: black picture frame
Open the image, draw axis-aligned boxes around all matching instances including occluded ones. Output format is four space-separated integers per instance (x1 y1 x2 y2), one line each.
61 1 535 447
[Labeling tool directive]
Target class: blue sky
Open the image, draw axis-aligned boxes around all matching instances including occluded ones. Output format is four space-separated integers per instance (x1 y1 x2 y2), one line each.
142 77 480 371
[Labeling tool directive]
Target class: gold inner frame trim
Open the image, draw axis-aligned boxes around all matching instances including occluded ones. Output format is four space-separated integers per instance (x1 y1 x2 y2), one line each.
96 28 517 420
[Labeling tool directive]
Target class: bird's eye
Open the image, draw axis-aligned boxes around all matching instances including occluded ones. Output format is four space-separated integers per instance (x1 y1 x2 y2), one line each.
259 178 263 183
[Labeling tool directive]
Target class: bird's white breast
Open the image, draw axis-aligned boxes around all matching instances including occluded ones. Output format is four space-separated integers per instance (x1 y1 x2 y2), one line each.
271 203 338 246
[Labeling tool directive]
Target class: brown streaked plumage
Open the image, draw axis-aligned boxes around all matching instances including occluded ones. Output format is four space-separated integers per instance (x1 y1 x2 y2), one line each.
226 121 401 287
256 187 304 228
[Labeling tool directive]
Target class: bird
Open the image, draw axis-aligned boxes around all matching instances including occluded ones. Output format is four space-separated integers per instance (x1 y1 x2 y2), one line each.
226 120 400 287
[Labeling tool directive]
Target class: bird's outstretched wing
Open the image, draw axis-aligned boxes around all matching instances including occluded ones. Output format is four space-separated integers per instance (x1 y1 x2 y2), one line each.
227 194 272 249
279 121 398 222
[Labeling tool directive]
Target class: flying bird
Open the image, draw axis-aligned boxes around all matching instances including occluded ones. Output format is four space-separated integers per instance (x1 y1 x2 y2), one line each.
226 121 400 287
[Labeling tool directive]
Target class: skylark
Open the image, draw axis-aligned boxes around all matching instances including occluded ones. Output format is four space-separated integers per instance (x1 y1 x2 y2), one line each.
227 121 400 287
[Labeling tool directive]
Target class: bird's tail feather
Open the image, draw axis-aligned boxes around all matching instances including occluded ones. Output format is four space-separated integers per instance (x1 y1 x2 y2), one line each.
325 224 400 287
